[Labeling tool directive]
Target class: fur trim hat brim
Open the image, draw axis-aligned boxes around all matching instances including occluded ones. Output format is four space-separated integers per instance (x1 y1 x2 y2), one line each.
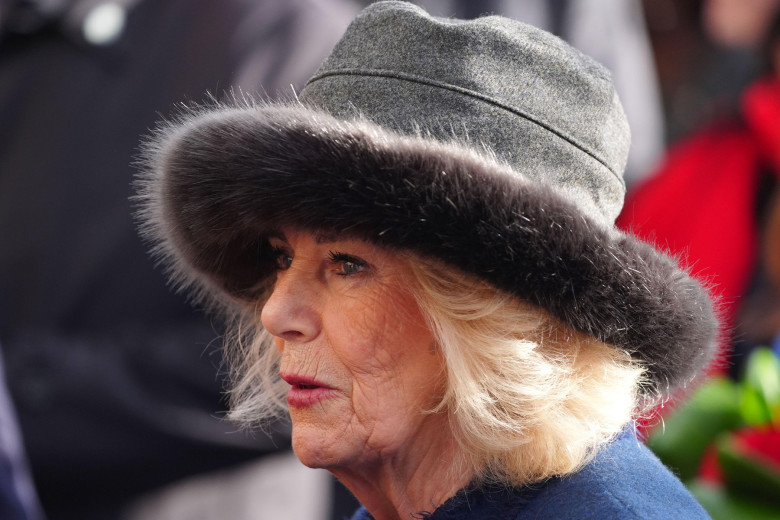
136 102 718 399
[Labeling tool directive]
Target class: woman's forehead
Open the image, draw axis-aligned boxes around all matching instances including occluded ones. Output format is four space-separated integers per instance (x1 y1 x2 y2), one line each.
268 227 355 244
268 228 402 254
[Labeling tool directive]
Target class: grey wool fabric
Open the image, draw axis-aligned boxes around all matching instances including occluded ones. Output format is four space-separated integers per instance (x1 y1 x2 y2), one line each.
135 1 718 400
302 1 630 226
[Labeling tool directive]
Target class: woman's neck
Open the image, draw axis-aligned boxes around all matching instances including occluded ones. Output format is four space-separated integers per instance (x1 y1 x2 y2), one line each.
330 419 473 520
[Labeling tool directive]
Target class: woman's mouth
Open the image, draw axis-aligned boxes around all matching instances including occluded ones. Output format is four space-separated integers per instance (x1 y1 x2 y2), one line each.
281 374 336 408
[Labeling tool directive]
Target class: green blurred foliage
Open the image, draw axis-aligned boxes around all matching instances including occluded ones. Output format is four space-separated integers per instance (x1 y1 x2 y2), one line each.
648 347 780 518
689 481 780 520
648 379 741 481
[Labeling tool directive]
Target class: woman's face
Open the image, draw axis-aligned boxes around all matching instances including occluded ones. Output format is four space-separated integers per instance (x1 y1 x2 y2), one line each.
261 228 447 471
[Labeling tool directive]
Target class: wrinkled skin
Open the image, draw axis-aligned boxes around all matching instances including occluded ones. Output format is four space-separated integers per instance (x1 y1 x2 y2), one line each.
261 228 468 520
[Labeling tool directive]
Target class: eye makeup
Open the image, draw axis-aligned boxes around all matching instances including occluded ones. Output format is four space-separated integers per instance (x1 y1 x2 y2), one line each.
328 250 369 276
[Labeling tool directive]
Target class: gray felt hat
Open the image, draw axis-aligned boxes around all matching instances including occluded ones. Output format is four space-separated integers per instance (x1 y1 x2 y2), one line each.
137 1 717 398
301 1 630 228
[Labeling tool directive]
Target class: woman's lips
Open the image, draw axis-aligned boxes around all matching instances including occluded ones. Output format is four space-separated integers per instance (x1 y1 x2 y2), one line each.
281 374 336 408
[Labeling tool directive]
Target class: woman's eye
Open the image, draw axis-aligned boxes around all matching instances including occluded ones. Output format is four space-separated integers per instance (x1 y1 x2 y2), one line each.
340 259 363 276
328 251 366 276
272 248 293 271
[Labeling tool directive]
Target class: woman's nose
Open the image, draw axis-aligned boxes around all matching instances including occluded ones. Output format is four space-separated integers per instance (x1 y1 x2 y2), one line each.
260 271 321 343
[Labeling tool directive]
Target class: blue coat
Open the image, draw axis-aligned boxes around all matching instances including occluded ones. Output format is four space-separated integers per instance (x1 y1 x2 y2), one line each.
349 429 710 519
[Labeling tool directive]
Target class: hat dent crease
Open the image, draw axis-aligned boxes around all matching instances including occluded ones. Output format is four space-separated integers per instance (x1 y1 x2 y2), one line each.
135 1 718 400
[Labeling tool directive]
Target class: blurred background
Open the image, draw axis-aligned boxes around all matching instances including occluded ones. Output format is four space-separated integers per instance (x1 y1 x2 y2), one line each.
1 0 779 519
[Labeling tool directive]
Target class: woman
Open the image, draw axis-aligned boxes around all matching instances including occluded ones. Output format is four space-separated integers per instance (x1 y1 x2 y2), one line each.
137 2 717 518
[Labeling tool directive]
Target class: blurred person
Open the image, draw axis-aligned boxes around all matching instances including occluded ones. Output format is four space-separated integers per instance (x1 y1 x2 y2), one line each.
372 0 666 187
138 3 717 519
0 344 44 520
645 0 769 142
618 0 780 376
0 0 356 519
703 0 780 49
737 180 780 363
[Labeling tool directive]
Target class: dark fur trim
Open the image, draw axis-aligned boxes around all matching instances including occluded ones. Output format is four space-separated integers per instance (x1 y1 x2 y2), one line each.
136 102 718 398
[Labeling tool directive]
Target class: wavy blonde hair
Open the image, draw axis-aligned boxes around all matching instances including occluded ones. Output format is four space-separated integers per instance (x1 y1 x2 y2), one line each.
226 251 646 485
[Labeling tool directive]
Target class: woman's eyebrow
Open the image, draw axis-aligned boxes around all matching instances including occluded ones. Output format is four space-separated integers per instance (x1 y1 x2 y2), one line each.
314 230 345 244
266 230 287 241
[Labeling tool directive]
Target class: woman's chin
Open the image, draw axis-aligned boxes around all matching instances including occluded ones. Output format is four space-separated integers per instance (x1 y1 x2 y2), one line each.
291 427 349 470
293 443 342 471
287 397 368 470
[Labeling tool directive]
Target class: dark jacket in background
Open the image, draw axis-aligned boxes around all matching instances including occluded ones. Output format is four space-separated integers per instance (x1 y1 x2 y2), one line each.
0 0 356 518
0 345 44 520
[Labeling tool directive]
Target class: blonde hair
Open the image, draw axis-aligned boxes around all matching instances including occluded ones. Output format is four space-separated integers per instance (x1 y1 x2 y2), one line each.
406 257 646 485
225 252 646 485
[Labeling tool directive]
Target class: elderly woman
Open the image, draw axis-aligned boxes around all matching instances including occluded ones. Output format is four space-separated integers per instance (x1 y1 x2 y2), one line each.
137 2 717 519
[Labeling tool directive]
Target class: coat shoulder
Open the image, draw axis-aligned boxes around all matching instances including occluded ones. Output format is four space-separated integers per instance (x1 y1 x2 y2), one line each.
517 429 711 519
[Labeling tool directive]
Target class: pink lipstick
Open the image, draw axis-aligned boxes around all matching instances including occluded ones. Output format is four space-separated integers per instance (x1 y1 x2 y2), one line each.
281 374 336 408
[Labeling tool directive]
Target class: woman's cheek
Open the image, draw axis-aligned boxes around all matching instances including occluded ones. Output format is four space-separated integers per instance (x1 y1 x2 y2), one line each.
328 299 387 363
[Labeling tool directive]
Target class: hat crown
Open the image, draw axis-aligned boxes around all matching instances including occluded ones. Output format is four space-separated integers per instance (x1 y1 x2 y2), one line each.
301 1 631 225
